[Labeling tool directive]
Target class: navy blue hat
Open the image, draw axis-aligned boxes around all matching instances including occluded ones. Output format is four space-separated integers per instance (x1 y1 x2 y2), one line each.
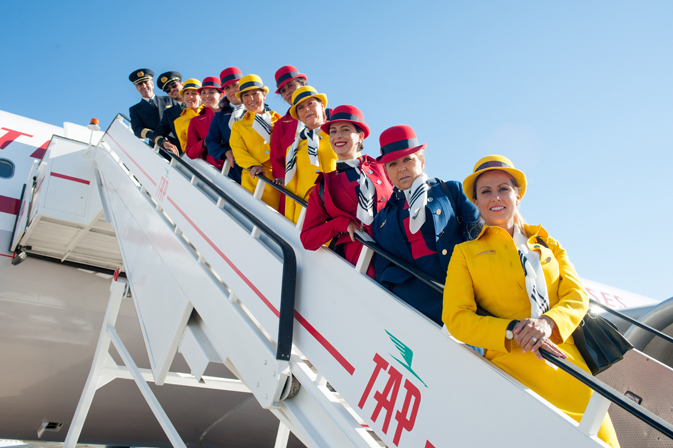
129 68 154 85
157 71 182 91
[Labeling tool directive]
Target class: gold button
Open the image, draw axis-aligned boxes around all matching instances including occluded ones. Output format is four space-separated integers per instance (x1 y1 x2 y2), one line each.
436 209 442 215
442 249 448 255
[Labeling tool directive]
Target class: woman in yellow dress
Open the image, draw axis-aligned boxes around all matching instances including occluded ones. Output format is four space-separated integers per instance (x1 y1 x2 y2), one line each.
283 86 337 223
229 74 282 210
442 155 620 447
174 78 203 152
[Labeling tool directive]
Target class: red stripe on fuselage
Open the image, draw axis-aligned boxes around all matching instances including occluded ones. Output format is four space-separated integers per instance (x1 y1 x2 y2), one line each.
0 195 20 215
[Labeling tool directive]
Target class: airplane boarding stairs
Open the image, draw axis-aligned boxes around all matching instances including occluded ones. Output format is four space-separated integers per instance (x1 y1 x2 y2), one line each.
23 114 673 448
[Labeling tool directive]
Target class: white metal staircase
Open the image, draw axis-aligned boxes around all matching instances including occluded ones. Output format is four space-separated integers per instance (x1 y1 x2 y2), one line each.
17 114 673 448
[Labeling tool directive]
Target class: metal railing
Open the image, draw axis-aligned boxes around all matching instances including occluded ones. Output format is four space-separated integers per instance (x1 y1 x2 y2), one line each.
110 115 297 362
121 113 673 439
249 170 673 441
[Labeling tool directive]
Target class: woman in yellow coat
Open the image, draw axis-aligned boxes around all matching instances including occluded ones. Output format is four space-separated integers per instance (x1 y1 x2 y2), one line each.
283 86 337 223
230 74 282 210
174 78 204 152
442 155 620 447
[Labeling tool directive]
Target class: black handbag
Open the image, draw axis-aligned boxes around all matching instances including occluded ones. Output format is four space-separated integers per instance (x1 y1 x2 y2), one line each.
572 311 633 375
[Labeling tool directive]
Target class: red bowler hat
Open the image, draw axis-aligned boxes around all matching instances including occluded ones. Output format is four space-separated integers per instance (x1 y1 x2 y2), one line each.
198 76 223 93
376 125 427 163
274 65 307 93
219 67 242 88
320 105 370 139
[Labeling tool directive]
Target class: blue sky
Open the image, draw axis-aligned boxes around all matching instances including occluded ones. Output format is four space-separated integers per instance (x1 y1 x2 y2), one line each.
1 1 671 300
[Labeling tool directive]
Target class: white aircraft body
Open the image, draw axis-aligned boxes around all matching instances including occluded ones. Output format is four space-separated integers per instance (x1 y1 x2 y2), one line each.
0 109 672 448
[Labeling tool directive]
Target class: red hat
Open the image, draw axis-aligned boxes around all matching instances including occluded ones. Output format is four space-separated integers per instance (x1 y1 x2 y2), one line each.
320 105 370 139
274 65 307 93
219 67 242 87
198 76 223 93
376 125 427 163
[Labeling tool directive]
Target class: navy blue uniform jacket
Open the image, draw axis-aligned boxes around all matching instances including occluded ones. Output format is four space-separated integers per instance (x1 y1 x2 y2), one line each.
372 179 480 324
129 95 175 142
205 104 244 184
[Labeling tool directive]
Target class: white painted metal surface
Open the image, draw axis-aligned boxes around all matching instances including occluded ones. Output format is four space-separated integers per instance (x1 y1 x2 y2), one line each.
69 115 636 448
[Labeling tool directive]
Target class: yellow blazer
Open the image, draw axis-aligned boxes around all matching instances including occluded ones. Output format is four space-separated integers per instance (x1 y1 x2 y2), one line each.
175 105 203 153
230 110 282 210
284 130 337 224
443 224 619 447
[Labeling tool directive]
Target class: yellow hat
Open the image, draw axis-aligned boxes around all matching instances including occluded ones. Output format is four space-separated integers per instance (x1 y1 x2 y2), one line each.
289 86 328 120
463 155 527 203
179 78 202 97
235 74 270 99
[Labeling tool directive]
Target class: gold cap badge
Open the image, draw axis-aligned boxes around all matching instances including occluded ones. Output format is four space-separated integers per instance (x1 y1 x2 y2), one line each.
137 71 144 77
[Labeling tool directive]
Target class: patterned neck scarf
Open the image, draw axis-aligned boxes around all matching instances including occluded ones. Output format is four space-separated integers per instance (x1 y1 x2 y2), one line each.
403 173 429 234
228 104 246 128
285 126 320 185
336 158 376 225
252 110 272 143
513 227 550 318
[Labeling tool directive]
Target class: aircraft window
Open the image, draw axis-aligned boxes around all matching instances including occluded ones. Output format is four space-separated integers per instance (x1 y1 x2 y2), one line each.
0 159 14 179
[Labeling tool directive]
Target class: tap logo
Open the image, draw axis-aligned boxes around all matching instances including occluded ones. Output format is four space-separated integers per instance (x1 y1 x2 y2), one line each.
358 330 432 446
386 330 427 388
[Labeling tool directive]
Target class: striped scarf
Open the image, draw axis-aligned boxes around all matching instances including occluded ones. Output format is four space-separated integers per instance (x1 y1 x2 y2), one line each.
252 111 272 143
285 126 319 185
513 227 550 318
403 173 429 234
336 158 376 225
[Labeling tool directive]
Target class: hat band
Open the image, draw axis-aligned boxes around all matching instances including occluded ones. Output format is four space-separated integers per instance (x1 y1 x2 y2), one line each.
475 160 512 172
276 71 299 87
292 89 318 106
202 81 222 89
133 77 151 85
182 82 200 90
240 80 263 91
329 112 362 123
221 73 242 83
380 138 420 156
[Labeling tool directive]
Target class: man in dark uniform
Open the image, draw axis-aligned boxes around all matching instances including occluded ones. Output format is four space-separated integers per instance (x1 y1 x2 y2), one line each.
153 71 183 155
128 69 176 143
153 71 187 156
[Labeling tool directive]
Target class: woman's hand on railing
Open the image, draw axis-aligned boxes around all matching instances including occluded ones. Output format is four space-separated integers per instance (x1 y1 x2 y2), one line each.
273 178 285 187
224 150 235 167
249 166 264 178
347 221 363 242
514 317 567 360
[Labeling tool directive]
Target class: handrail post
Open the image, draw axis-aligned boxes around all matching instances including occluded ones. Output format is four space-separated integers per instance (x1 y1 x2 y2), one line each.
221 159 231 177
355 246 374 275
578 391 612 437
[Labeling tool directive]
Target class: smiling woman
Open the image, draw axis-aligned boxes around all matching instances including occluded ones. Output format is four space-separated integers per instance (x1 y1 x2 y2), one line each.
443 155 620 447
185 76 225 170
282 86 337 224
372 125 481 327
229 74 282 210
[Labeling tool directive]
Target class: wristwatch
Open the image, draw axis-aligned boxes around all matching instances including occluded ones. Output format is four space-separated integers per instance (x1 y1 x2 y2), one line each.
505 320 520 340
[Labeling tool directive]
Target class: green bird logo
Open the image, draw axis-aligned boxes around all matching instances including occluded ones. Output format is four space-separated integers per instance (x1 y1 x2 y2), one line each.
386 330 427 388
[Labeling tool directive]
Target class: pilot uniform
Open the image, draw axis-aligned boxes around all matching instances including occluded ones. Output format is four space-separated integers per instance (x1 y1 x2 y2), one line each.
128 69 177 142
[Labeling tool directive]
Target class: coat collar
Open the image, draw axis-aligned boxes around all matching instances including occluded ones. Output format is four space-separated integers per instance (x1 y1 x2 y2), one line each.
475 223 547 241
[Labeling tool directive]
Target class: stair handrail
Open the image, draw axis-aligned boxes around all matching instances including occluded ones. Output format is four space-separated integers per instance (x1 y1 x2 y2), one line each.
250 171 673 440
105 115 298 362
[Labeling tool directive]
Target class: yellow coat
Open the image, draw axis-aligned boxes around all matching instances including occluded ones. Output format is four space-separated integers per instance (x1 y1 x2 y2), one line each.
175 105 203 153
284 130 337 224
443 224 619 447
230 110 282 210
